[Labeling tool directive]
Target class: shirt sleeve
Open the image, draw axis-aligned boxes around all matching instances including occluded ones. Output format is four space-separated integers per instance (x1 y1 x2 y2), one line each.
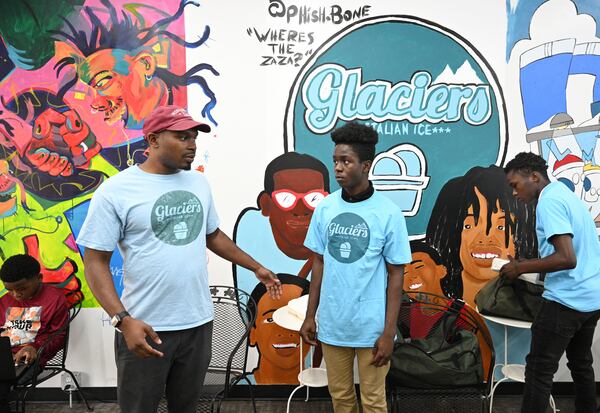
76 186 123 251
31 290 68 366
304 205 325 255
383 209 412 265
537 196 574 241
205 182 220 235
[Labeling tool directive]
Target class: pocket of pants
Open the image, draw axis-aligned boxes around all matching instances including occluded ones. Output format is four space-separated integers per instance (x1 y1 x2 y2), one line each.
533 300 576 338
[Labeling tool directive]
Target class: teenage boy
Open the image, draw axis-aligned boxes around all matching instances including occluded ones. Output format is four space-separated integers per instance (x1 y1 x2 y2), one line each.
0 254 68 413
503 152 600 413
300 122 411 413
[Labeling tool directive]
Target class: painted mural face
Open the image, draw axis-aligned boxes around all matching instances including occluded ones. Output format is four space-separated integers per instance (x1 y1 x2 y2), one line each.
249 283 310 384
404 251 446 299
459 187 515 283
260 168 326 259
78 49 168 128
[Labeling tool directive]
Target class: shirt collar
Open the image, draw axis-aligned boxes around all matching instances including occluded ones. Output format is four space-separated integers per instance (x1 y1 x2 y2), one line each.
341 181 374 203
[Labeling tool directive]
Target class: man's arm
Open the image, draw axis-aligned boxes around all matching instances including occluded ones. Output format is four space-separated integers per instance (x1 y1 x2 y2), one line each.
206 229 282 298
299 252 323 346
84 248 163 358
371 262 404 367
500 234 576 279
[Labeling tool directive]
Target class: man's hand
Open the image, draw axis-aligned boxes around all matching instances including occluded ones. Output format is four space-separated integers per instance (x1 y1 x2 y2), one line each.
119 317 164 359
14 345 37 365
499 255 522 280
299 317 318 346
255 266 282 299
371 332 395 367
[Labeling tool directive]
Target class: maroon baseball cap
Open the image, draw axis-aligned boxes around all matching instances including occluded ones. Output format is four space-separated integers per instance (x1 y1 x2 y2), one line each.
142 105 211 136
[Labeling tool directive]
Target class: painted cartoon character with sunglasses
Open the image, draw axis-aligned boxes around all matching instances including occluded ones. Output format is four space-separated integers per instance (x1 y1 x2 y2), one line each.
257 152 330 278
232 152 329 384
233 152 330 286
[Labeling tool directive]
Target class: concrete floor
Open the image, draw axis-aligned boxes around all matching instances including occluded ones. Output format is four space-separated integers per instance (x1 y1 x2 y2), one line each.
21 396 590 412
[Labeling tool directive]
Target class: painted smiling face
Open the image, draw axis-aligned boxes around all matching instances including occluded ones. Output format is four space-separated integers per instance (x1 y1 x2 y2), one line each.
260 168 327 260
459 187 515 282
249 283 310 384
404 251 447 299
77 49 168 128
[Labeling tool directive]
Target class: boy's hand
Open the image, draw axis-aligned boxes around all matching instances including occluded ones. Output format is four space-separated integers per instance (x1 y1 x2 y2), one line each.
371 332 394 367
300 317 318 346
14 345 37 365
499 255 522 280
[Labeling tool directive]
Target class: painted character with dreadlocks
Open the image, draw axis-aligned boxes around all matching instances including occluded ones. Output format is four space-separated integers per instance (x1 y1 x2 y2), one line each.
426 165 538 307
53 0 218 129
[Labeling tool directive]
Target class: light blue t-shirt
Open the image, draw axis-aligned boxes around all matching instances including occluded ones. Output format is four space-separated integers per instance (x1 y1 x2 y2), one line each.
77 165 220 331
304 189 411 347
536 182 600 312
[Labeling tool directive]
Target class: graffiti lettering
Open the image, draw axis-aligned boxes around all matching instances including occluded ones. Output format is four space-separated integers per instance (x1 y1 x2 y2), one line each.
302 64 492 134
248 27 315 67
268 0 371 25
261 55 302 66
248 28 315 45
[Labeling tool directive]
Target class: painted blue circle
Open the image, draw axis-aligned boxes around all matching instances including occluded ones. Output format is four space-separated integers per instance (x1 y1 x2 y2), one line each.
287 16 507 236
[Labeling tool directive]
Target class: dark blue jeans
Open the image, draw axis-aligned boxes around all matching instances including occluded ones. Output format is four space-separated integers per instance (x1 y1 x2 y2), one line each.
522 299 600 413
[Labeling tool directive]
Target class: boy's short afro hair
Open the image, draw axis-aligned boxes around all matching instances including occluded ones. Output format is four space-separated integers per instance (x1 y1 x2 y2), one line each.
0 254 41 283
331 122 378 162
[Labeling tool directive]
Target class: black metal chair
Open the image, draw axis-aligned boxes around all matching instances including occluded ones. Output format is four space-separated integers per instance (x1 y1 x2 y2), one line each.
387 292 495 413
158 285 257 413
12 299 93 413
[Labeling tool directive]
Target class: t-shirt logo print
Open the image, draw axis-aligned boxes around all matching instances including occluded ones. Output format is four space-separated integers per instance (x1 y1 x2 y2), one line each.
151 190 204 246
327 213 370 263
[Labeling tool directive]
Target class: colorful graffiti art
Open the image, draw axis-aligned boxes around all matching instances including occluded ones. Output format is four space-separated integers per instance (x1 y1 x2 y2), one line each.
509 0 600 228
0 0 218 306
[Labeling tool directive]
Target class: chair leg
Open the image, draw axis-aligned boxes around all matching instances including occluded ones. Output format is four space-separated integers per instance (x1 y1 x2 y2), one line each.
549 394 557 413
242 375 257 413
210 391 223 413
19 387 31 413
66 370 93 411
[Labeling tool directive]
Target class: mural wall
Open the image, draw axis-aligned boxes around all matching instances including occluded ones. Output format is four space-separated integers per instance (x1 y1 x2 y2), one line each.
1 0 598 387
0 0 218 308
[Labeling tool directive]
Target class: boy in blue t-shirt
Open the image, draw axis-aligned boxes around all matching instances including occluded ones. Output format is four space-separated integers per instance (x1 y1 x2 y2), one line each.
502 152 600 413
300 122 411 413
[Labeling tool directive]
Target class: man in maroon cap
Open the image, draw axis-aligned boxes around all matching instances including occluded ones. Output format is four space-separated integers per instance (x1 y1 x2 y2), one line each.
77 106 282 413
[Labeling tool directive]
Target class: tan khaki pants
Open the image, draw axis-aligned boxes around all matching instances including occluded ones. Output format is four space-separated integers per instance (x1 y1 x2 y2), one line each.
321 342 390 413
